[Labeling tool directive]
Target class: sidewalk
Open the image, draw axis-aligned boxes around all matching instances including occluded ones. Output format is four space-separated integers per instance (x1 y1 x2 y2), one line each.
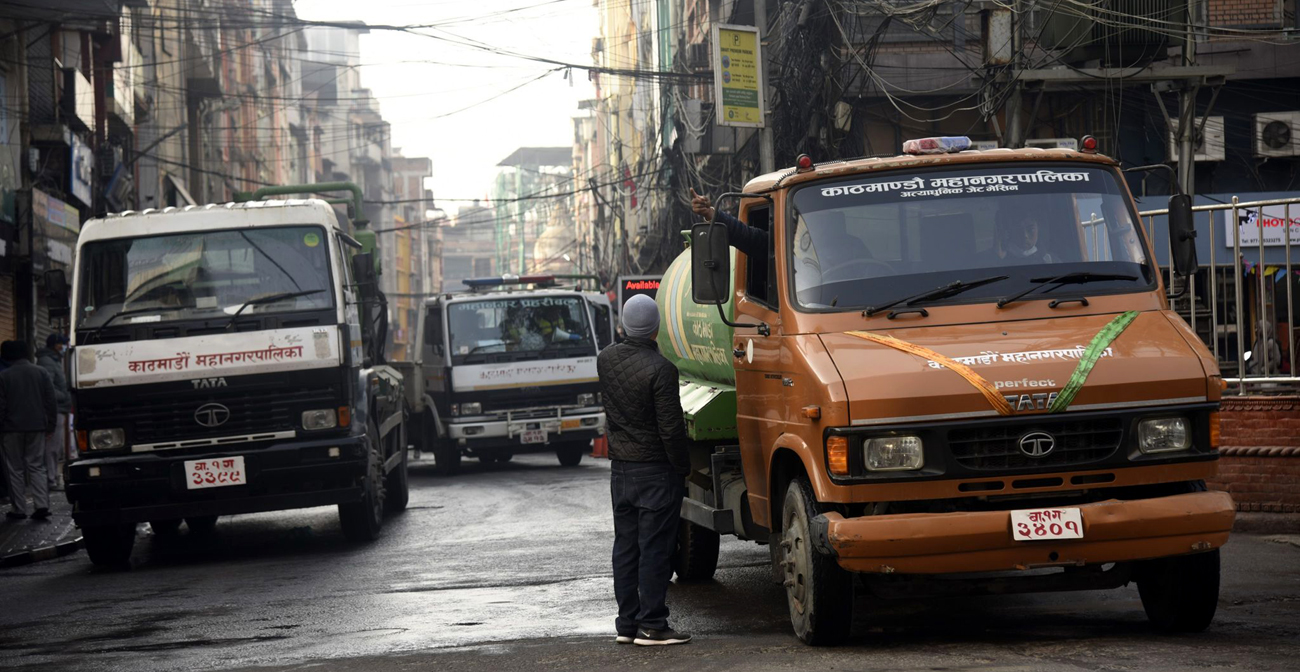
0 493 82 568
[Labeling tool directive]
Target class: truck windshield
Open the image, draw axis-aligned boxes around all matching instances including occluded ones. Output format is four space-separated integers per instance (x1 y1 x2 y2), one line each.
447 296 595 363
76 226 334 331
789 164 1154 311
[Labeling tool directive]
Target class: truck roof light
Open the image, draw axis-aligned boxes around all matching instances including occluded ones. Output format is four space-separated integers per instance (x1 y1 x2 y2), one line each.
462 275 557 289
796 154 814 172
902 136 972 155
1081 135 1098 153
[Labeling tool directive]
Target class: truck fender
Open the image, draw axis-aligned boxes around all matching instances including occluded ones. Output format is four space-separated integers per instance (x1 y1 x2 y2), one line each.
764 433 826 533
422 393 445 439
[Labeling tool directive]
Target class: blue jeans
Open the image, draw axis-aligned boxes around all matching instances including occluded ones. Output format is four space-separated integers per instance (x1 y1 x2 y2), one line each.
610 460 684 634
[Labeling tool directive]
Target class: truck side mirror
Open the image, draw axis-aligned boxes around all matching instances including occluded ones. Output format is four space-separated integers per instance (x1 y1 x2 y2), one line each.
690 222 730 305
351 252 378 298
1168 194 1198 277
44 269 70 318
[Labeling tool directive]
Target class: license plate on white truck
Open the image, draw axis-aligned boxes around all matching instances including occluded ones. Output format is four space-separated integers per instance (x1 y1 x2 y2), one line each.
519 429 547 444
1010 507 1084 541
184 456 247 490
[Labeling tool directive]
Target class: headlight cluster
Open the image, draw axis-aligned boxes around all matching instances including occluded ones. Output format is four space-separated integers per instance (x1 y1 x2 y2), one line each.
302 409 338 430
1138 417 1191 454
576 393 598 406
88 428 125 451
450 402 482 417
828 434 925 476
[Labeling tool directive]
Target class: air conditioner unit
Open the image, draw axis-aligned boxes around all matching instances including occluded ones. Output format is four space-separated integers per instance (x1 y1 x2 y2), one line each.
686 42 710 70
1255 112 1300 158
1168 116 1225 162
1025 138 1079 150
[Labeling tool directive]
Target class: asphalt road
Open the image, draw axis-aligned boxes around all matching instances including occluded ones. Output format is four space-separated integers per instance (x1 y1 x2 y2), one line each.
0 452 1297 672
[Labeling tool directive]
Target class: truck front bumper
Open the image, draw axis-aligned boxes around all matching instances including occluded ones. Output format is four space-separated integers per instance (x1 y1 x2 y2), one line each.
813 490 1235 574
445 410 605 443
66 435 368 526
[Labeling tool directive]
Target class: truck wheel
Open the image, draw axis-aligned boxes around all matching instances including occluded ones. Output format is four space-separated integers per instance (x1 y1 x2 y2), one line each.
384 438 410 514
673 519 720 582
82 524 135 568
186 516 218 535
149 519 182 538
339 433 386 542
781 478 853 646
556 443 585 466
1137 549 1221 632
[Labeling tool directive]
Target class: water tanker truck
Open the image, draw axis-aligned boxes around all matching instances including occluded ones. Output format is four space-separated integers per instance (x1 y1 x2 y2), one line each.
660 137 1235 645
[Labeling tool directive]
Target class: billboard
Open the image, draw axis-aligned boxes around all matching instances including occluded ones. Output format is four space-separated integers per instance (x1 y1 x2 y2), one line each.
712 24 765 128
1230 207 1300 247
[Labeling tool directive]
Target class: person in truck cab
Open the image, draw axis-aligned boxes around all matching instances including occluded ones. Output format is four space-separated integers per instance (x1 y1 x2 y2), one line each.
597 294 693 647
996 214 1054 264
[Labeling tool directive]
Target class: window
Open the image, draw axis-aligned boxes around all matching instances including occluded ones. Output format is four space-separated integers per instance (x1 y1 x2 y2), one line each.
424 305 443 350
744 205 776 308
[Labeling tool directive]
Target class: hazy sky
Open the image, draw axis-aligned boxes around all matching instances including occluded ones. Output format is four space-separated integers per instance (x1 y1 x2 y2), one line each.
294 0 598 215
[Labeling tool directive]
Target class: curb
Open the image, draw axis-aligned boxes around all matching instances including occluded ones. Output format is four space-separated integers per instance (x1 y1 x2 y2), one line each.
0 535 83 569
1232 512 1300 535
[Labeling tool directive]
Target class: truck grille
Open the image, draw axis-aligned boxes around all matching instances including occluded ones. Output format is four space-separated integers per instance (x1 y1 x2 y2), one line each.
83 387 339 446
947 418 1123 471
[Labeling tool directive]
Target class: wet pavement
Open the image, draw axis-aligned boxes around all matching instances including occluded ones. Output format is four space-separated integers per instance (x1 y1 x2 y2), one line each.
0 452 1297 671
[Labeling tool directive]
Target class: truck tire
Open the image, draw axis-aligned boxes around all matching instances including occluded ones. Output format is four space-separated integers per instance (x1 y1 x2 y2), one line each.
339 432 386 542
673 519 720 582
556 443 585 466
384 438 410 514
781 478 853 646
186 516 218 535
83 524 135 568
1137 549 1221 632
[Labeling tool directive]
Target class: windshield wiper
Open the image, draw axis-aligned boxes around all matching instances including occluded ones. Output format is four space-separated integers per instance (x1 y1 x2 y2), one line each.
85 305 191 343
224 289 325 329
996 272 1138 308
864 275 1009 317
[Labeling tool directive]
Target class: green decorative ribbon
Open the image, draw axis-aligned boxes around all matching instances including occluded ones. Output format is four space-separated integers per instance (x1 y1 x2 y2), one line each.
1048 310 1140 413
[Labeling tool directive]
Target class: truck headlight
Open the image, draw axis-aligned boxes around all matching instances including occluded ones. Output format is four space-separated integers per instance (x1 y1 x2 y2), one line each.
1138 417 1190 453
89 428 125 451
302 409 338 430
577 393 596 406
459 402 481 416
865 436 924 471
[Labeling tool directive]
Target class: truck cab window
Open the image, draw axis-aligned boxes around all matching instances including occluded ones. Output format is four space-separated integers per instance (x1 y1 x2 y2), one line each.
744 205 775 308
424 306 444 352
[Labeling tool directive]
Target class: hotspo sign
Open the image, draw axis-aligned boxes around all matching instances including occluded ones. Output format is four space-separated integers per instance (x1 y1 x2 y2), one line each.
1231 207 1300 247
617 274 661 308
712 24 764 128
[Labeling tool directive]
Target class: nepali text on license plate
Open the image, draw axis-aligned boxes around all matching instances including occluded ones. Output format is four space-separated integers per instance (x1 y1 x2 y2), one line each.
184 456 247 490
1010 507 1084 541
519 429 547 444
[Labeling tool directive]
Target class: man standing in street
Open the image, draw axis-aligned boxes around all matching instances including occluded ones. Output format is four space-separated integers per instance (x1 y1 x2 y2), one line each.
0 341 58 520
597 294 693 646
36 334 72 491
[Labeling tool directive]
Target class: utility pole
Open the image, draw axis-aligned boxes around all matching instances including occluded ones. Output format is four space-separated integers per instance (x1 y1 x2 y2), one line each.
754 0 775 173
1176 0 1198 196
1004 0 1024 148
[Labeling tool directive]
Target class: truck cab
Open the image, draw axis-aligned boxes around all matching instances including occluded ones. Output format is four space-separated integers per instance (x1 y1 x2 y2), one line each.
67 192 408 567
405 276 606 473
668 138 1234 644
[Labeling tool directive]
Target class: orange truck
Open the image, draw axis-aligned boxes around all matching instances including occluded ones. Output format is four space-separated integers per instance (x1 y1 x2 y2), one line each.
659 136 1234 645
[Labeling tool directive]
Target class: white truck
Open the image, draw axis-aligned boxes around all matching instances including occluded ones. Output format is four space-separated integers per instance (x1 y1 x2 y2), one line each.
63 184 408 566
399 275 606 474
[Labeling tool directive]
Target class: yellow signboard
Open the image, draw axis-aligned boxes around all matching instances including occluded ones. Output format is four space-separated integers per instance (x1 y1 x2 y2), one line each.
713 24 765 128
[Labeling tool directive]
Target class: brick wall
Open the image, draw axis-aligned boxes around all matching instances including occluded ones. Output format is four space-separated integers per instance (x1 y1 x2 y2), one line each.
1205 396 1300 513
1208 0 1281 27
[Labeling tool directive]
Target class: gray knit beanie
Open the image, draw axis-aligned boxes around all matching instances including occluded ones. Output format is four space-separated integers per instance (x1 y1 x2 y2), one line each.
621 294 660 339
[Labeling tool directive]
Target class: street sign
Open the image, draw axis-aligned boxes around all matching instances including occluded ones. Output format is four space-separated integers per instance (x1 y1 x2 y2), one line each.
712 24 765 128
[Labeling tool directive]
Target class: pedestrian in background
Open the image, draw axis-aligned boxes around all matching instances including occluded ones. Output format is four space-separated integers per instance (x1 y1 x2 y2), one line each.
36 333 72 490
596 294 692 646
0 340 58 520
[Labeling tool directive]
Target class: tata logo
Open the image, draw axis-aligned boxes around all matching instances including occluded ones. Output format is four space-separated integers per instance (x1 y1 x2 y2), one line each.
191 378 228 389
1019 431 1056 458
195 403 231 428
1003 391 1060 412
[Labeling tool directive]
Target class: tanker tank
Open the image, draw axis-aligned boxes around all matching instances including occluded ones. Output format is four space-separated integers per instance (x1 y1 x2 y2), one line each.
654 246 738 441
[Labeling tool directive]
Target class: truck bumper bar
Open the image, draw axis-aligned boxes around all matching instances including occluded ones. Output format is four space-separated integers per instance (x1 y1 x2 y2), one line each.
67 435 368 526
812 490 1235 574
445 410 605 441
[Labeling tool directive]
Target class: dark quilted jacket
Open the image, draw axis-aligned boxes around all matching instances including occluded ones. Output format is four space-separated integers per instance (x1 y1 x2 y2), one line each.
597 337 690 474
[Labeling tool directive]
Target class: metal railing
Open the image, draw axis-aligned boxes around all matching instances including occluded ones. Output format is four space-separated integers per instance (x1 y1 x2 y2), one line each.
1141 196 1300 391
